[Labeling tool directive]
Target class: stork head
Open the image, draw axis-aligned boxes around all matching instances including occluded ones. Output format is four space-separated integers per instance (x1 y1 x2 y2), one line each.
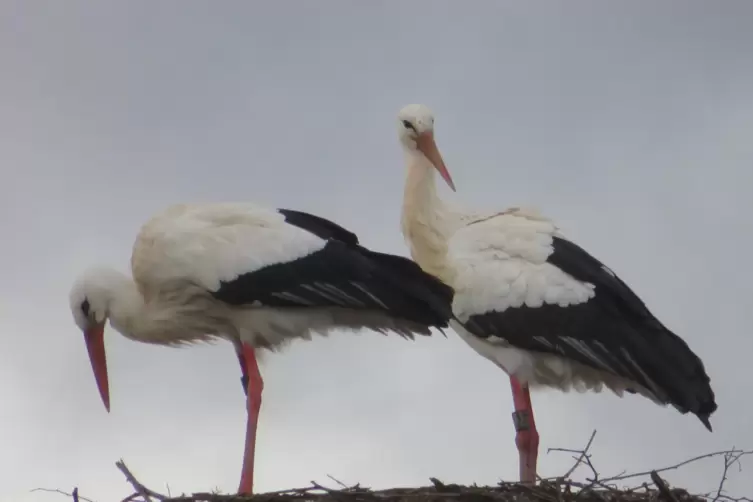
69 267 119 413
397 104 456 191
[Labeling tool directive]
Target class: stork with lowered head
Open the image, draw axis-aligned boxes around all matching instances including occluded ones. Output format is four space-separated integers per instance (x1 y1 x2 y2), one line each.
69 201 454 494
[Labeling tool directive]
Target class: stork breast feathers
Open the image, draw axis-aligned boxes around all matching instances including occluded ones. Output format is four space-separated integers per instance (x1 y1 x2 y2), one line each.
446 212 595 320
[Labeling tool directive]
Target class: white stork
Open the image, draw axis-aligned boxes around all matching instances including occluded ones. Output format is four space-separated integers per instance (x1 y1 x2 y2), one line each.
396 104 717 483
69 202 454 494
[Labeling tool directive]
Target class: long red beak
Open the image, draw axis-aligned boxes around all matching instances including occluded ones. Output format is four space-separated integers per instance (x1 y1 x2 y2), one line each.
416 131 456 191
84 323 110 412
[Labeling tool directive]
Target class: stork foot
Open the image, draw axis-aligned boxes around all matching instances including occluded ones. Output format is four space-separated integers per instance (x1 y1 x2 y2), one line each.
237 344 264 495
510 377 539 484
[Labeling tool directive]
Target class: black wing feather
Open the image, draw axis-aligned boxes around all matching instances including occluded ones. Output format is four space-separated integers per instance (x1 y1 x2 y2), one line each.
547 237 665 331
550 236 715 408
463 235 717 430
211 212 454 330
277 208 359 246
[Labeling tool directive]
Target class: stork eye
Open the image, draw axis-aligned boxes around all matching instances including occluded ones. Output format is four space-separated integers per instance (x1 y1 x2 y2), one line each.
402 120 417 132
81 299 91 318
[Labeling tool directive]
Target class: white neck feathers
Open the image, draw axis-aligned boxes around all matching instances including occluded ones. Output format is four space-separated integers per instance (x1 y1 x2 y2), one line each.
400 150 456 281
102 273 221 346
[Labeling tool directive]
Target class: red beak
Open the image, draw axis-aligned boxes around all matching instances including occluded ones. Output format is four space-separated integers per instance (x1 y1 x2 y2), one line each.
416 131 456 191
84 323 110 412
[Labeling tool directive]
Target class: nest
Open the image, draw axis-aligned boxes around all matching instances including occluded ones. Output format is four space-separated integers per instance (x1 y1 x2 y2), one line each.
33 431 750 502
159 476 706 502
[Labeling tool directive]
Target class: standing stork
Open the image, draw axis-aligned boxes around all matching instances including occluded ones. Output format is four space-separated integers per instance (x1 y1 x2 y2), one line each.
69 202 453 495
395 104 717 483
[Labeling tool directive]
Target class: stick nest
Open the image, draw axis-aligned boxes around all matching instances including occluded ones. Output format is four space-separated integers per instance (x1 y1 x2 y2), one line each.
32 430 751 502
162 476 706 502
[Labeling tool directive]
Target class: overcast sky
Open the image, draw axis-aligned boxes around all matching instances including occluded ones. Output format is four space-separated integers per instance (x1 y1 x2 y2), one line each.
2 1 753 501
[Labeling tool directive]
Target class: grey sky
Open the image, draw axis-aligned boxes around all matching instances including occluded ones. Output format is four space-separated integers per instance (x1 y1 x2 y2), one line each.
2 1 753 500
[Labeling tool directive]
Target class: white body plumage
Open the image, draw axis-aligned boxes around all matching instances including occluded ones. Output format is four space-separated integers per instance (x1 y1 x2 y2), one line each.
69 201 457 495
397 103 716 428
70 202 453 353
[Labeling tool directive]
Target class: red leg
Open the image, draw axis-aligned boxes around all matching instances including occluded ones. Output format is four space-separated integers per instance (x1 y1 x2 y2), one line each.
237 343 264 494
510 376 539 484
236 348 250 397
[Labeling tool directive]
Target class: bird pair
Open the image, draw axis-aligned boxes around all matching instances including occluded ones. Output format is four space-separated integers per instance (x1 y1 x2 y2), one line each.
70 104 717 495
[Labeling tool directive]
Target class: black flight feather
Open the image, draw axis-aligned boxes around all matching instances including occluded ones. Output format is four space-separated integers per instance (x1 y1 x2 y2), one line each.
210 209 454 331
462 235 717 430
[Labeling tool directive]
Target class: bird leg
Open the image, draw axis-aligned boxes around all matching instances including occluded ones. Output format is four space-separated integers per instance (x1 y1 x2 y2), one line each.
510 376 539 484
236 343 264 495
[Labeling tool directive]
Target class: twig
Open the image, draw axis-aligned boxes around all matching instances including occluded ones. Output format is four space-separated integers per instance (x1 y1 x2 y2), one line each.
601 449 753 483
30 488 95 502
120 495 146 502
326 475 349 490
309 480 353 497
566 430 597 479
547 430 598 481
712 449 749 502
429 478 463 494
713 452 733 502
545 432 752 502
115 459 168 502
650 471 679 502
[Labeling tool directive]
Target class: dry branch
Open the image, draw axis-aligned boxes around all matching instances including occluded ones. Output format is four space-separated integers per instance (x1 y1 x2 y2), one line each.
31 431 751 502
31 487 91 502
